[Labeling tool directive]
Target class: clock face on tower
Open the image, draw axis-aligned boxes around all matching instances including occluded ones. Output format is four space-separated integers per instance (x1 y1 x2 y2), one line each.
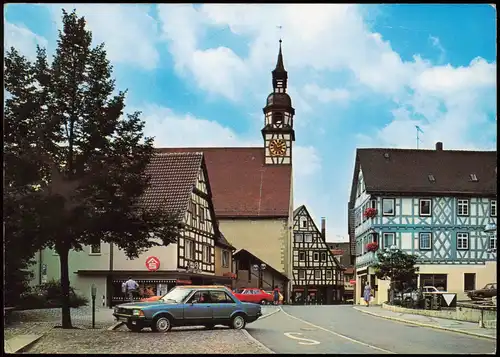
269 139 287 156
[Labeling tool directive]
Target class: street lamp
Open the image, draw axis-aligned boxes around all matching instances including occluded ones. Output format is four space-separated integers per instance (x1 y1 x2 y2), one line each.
253 263 266 289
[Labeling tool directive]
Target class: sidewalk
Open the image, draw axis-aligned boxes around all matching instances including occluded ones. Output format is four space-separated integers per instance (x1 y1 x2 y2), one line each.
353 305 496 340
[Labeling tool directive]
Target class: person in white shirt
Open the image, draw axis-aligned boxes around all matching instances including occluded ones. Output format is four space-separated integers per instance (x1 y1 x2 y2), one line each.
123 277 139 302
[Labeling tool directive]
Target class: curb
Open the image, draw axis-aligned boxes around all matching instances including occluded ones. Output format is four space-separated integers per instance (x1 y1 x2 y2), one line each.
108 321 125 331
352 307 496 340
5 334 45 354
260 308 281 320
241 329 275 354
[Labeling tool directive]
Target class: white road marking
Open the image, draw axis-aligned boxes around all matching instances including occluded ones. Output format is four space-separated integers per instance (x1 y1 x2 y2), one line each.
279 307 395 354
284 332 321 345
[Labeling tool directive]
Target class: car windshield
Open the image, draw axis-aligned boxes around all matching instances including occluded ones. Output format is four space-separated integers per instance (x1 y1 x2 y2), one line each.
160 288 192 303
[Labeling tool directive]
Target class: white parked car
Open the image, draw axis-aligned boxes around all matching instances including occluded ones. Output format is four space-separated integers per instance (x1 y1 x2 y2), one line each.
422 286 446 293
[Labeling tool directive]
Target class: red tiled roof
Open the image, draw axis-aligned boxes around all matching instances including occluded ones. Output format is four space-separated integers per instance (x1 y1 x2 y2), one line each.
140 152 203 218
157 147 292 218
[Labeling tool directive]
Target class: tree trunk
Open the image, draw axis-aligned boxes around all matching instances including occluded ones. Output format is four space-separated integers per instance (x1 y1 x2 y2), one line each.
59 247 73 328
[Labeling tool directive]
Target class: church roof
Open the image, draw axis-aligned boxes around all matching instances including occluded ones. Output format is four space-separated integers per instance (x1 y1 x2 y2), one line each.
157 147 292 218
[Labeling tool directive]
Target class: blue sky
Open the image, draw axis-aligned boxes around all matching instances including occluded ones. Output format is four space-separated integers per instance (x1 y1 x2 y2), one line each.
5 4 496 241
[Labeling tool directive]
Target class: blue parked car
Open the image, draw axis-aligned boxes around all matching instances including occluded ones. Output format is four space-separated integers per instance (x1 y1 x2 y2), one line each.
113 285 262 332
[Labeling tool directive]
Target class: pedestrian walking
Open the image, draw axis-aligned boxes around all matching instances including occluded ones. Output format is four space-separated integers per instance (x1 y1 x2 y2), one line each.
273 286 280 305
124 276 139 303
364 281 372 307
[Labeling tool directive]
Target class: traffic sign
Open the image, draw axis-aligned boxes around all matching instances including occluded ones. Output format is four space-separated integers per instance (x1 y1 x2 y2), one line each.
145 256 160 271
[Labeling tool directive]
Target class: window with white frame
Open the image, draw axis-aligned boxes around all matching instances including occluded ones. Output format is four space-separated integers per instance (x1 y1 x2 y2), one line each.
457 199 469 216
90 243 101 255
314 270 321 279
382 233 395 249
382 198 395 216
313 252 319 261
456 232 469 250
490 236 497 250
326 270 332 280
202 245 211 263
300 217 307 228
299 251 305 261
321 252 327 261
491 200 497 217
419 233 432 250
299 270 305 279
419 199 432 216
222 250 230 267
294 233 304 242
305 234 313 243
185 240 194 260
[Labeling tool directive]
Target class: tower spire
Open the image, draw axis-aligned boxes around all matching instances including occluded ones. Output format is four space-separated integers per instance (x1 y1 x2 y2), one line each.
275 39 285 72
272 40 288 92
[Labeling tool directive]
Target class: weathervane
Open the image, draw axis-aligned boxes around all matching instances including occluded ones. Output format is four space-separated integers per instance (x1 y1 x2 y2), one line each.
277 25 283 42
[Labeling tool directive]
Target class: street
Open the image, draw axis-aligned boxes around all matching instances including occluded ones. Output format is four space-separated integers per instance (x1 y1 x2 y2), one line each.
247 305 496 354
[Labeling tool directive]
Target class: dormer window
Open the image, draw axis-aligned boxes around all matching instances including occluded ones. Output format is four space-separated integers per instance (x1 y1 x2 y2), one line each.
428 174 435 183
469 174 478 182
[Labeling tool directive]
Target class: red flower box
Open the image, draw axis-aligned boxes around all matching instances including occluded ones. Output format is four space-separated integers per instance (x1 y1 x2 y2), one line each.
366 242 379 252
364 207 378 219
223 272 237 279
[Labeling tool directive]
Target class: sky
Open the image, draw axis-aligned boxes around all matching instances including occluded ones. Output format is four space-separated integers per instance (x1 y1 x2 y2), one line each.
4 4 497 242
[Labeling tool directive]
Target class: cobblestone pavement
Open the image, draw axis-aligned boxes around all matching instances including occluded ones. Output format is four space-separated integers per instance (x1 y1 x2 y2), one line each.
25 325 272 354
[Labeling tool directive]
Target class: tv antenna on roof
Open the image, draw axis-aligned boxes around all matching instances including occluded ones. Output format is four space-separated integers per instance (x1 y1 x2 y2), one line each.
415 125 424 149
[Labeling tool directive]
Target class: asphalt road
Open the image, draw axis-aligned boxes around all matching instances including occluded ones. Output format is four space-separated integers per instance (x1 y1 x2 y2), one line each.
246 305 496 354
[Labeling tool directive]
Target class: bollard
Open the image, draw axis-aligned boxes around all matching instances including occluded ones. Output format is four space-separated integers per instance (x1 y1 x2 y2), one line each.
91 284 97 329
478 308 485 328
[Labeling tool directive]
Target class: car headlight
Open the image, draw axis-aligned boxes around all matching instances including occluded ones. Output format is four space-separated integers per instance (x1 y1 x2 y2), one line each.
132 310 144 316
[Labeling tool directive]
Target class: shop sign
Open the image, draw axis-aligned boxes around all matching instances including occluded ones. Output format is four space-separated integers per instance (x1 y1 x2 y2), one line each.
349 279 356 285
176 279 192 285
222 272 237 279
145 256 160 271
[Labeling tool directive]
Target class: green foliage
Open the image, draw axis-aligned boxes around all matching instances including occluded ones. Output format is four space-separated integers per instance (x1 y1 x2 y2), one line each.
4 9 182 327
18 280 89 309
373 247 419 291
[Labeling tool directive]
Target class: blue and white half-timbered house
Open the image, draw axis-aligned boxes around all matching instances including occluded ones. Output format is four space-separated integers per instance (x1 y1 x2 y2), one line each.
348 142 497 304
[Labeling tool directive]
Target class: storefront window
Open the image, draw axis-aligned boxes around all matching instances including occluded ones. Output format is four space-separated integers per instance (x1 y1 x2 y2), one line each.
419 274 447 291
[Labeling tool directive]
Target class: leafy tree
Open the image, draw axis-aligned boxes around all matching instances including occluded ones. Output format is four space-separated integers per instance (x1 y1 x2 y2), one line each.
373 247 419 304
4 9 183 328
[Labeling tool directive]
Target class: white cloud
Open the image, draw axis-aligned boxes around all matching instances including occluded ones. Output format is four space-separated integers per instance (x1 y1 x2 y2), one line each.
46 4 160 69
304 84 351 103
4 22 48 60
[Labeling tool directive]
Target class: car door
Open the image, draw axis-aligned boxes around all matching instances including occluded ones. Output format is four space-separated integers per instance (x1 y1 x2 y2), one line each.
249 289 260 303
183 290 213 323
210 290 237 321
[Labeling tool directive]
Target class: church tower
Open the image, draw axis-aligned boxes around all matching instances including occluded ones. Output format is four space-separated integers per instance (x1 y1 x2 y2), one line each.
262 40 295 165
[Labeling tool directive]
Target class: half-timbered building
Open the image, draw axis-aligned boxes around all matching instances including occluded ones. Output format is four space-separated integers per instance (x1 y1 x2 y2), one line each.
348 142 497 305
158 41 295 300
292 206 344 304
32 152 236 305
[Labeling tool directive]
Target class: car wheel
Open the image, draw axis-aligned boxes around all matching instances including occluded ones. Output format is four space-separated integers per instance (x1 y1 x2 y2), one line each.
260 299 267 305
204 324 215 329
126 322 143 332
231 314 246 330
152 315 172 333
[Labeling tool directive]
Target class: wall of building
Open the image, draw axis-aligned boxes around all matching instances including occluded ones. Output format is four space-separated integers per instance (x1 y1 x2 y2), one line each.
30 245 111 302
219 218 289 275
214 246 232 276
234 268 286 292
417 261 497 300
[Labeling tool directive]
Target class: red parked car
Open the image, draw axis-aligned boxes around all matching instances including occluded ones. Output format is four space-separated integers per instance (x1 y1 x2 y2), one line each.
233 288 273 305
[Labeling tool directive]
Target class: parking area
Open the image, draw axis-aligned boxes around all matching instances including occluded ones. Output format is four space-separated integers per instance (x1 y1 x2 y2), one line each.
25 325 272 354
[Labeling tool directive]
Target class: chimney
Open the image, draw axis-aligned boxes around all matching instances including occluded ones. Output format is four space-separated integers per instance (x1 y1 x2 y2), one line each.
436 142 443 151
321 217 326 239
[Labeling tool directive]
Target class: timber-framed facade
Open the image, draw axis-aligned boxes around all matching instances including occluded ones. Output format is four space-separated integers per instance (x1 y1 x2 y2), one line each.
291 205 344 304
